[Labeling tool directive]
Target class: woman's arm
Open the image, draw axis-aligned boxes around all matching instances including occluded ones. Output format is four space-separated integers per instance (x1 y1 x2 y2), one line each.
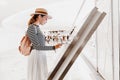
27 25 55 50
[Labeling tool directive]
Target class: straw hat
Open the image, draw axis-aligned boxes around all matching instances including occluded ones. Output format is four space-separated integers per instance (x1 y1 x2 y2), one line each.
31 8 52 19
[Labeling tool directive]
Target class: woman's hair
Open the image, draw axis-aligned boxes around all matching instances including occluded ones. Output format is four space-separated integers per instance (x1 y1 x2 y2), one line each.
28 14 39 26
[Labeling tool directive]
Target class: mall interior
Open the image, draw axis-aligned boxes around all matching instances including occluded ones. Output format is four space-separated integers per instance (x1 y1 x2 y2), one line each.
0 0 119 80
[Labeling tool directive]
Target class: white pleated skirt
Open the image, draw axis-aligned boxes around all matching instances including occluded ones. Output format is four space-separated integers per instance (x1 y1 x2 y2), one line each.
27 50 48 80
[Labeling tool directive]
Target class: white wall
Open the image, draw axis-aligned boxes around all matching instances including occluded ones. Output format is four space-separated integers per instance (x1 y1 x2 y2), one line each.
96 0 119 80
111 0 119 80
82 0 119 80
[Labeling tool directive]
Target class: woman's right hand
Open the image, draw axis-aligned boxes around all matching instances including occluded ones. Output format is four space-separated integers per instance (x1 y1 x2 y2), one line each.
54 43 62 49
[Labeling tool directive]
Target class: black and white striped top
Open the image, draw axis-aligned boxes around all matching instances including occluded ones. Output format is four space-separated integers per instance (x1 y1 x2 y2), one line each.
27 24 55 50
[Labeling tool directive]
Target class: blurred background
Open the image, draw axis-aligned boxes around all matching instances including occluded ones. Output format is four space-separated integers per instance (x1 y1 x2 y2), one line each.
0 0 119 80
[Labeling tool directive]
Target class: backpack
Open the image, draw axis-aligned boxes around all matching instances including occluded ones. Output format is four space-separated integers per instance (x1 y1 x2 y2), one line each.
19 26 37 56
18 34 32 56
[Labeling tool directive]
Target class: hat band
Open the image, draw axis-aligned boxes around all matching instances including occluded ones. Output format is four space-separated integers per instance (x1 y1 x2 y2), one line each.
35 11 48 15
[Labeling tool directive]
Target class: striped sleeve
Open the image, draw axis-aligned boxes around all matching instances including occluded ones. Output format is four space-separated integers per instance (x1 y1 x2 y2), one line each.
27 26 55 50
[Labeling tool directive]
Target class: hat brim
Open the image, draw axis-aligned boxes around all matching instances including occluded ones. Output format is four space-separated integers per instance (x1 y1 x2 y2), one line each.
30 13 52 19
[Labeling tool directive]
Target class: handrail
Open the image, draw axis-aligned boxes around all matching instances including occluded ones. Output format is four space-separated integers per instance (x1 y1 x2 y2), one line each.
48 7 106 80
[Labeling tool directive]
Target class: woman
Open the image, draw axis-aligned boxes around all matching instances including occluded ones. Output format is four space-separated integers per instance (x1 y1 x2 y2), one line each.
27 8 62 80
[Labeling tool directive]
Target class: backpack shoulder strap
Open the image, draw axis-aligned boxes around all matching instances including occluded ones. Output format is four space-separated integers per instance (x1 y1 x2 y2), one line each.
34 26 37 34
